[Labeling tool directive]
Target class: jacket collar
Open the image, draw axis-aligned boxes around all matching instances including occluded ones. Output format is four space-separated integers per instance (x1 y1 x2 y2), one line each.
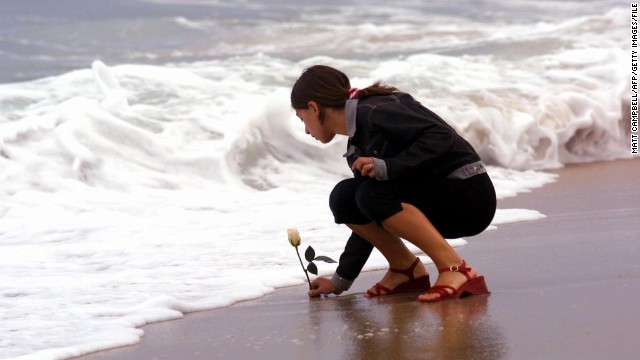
345 99 358 137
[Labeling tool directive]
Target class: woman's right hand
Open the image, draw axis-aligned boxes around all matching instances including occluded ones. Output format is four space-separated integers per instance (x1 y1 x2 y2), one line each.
351 156 376 178
308 277 343 297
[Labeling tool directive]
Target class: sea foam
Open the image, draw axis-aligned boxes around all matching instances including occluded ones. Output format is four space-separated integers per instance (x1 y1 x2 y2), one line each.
1 58 557 360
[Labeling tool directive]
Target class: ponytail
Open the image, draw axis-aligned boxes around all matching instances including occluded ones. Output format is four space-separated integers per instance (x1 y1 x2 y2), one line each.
345 82 400 100
358 82 400 99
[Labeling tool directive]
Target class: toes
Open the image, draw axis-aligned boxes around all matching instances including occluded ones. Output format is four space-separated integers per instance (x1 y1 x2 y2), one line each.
418 291 444 301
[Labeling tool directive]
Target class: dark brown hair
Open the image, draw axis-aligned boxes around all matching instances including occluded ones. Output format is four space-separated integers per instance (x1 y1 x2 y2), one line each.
291 65 400 112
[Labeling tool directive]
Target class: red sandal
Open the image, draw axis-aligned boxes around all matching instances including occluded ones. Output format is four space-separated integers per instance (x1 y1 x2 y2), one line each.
418 260 489 303
366 257 431 297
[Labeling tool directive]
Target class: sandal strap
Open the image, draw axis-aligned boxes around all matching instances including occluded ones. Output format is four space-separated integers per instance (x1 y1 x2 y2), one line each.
389 257 420 281
425 285 456 297
368 282 392 296
437 260 472 280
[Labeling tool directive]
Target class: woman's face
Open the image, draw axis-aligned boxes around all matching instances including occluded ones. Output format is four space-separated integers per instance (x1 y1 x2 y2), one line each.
295 102 335 144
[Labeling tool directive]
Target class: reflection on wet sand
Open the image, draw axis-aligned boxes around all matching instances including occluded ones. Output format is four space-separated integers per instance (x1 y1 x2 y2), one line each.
307 292 505 360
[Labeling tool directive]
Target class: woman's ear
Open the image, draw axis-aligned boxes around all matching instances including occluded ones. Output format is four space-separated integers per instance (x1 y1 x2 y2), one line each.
307 101 319 114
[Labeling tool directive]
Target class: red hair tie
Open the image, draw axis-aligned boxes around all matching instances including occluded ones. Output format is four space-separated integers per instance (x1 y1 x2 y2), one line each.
348 88 360 100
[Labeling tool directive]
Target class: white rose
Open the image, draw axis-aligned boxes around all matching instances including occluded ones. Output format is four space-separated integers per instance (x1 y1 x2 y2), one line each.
287 228 301 247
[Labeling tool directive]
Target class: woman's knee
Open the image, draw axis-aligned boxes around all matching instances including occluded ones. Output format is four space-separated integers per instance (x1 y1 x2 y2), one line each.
329 179 358 213
354 181 402 224
329 178 369 224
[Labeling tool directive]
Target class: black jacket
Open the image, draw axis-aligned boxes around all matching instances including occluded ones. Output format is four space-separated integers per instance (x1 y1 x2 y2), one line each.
334 93 483 288
346 93 481 179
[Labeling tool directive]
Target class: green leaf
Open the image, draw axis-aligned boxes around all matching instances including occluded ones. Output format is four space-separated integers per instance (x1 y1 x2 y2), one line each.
305 246 315 262
307 262 318 275
314 256 337 263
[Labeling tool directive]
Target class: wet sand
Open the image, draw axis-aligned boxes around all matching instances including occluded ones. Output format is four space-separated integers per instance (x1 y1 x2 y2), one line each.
76 159 640 360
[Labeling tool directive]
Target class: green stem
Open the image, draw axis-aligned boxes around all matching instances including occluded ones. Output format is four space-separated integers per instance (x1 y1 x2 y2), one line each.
295 246 312 290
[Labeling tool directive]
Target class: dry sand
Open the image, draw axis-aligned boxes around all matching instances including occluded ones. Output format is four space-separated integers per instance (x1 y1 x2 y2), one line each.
76 159 640 360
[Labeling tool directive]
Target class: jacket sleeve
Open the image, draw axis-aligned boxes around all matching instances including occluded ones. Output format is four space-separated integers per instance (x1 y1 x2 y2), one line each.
330 231 373 291
370 100 456 179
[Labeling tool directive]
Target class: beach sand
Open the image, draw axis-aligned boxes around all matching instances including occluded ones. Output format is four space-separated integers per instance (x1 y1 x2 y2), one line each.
76 159 640 360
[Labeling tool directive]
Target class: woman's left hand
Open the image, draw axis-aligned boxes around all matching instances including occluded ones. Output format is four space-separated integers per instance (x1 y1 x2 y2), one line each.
352 157 376 178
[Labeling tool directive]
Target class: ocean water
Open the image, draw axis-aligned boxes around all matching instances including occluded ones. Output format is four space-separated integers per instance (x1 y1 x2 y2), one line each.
0 0 629 359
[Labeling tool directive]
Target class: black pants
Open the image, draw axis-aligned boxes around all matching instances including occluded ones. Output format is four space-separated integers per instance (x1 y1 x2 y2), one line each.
329 173 496 239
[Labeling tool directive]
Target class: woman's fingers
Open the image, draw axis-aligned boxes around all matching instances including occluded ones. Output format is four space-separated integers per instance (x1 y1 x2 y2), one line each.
362 163 374 177
308 277 340 297
352 157 375 177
